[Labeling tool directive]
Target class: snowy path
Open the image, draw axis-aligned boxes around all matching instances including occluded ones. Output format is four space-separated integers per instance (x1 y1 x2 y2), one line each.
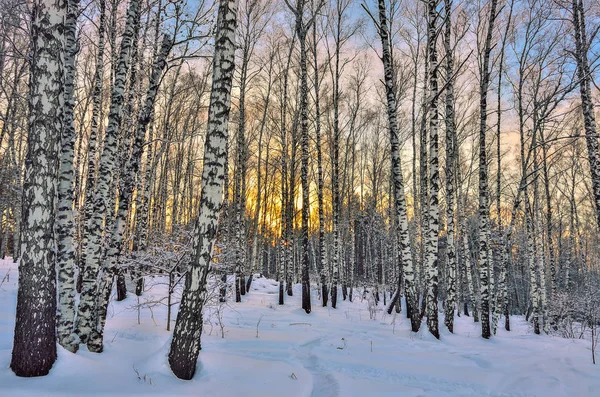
294 337 340 397
0 260 598 396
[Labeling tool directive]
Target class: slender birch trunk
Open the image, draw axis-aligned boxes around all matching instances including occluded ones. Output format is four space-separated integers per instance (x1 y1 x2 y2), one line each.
424 0 440 339
419 38 429 318
56 0 80 353
75 0 141 347
286 109 297 296
478 0 498 340
233 9 252 301
79 0 106 293
373 0 420 332
492 0 514 335
443 0 457 334
168 0 238 379
531 134 549 334
541 129 555 297
313 22 328 307
279 34 295 306
285 0 316 314
527 193 540 333
572 0 600 231
328 0 344 309
131 1 163 297
112 6 144 302
461 204 479 321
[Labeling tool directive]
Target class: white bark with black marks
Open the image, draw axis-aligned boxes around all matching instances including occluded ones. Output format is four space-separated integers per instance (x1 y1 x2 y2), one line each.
443 0 457 334
371 0 420 332
478 0 498 340
79 0 106 288
75 0 141 348
313 21 328 307
11 0 64 377
56 0 80 354
572 0 600 230
168 0 238 380
424 0 441 340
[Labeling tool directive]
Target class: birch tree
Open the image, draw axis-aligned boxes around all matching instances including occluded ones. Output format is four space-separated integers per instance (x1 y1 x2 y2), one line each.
168 0 238 380
75 0 141 349
11 0 64 377
366 0 421 332
571 0 600 231
56 0 80 353
443 0 457 334
424 0 440 339
284 0 322 314
477 0 498 340
312 14 328 306
492 0 514 335
79 0 106 292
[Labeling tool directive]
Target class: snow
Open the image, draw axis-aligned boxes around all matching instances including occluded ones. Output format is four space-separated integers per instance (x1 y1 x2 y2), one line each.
0 258 598 396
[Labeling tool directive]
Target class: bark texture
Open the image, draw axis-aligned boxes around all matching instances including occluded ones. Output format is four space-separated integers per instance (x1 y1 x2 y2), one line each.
375 0 420 332
75 0 141 348
478 0 498 340
56 0 80 353
11 0 64 377
168 0 238 380
89 34 173 353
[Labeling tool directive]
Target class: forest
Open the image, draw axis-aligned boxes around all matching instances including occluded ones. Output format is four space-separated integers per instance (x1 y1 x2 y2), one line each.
1 0 599 392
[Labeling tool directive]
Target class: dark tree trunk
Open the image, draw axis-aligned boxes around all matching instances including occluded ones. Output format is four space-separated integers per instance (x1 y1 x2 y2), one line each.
478 0 499 340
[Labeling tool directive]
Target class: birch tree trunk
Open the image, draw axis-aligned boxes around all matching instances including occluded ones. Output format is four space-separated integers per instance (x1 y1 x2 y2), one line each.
79 0 106 293
571 0 600 232
461 205 479 321
112 7 143 302
279 33 295 305
530 124 545 334
11 0 64 377
234 15 250 302
419 50 429 318
56 0 80 353
75 0 141 347
131 1 163 297
527 193 540 333
424 0 440 340
443 0 457 334
492 0 514 335
313 22 328 307
374 0 420 332
168 0 238 380
286 109 297 296
478 0 498 340
285 0 315 314
328 0 345 309
299 24 312 313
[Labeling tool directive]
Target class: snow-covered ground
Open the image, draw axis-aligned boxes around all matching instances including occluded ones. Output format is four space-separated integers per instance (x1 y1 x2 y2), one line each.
0 259 598 396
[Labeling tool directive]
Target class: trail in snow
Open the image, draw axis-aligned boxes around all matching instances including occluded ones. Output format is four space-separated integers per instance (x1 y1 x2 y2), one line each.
295 337 340 397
